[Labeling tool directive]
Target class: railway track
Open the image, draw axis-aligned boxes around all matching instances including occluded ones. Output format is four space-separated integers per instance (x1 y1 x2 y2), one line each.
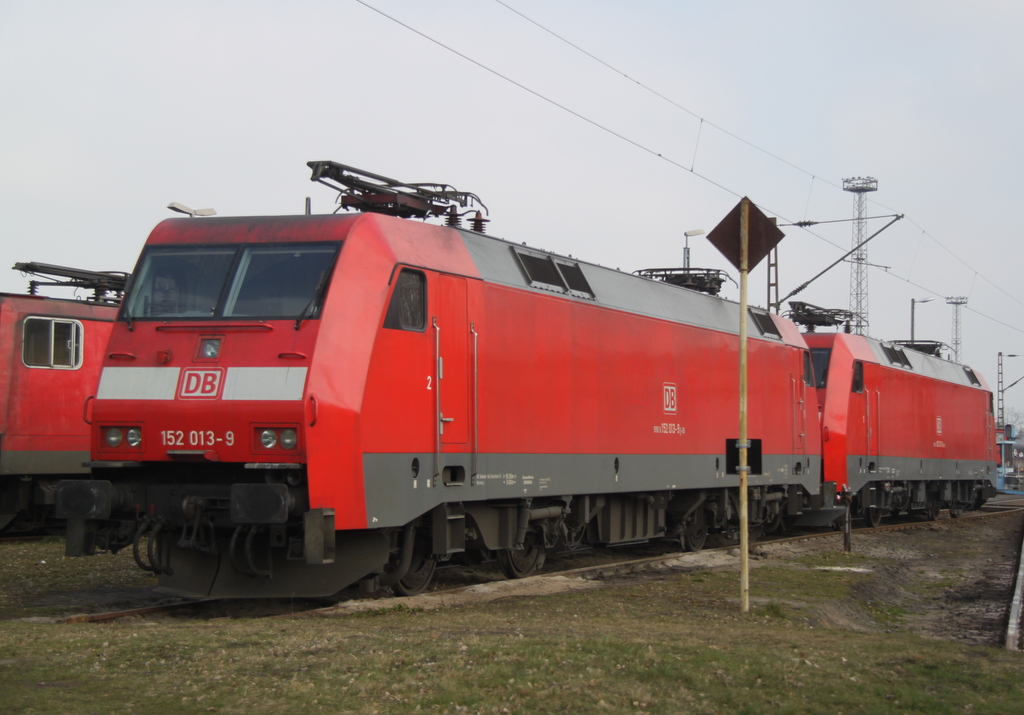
0 533 48 544
59 505 1023 624
1002 504 1024 650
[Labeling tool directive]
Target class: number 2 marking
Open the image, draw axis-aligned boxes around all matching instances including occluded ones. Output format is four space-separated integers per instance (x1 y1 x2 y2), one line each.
427 376 432 390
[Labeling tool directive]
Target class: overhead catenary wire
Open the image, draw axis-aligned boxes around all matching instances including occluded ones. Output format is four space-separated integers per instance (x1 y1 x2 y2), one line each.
491 1 1024 319
353 0 741 201
353 0 843 253
354 0 1023 340
492 0 840 192
492 0 1021 315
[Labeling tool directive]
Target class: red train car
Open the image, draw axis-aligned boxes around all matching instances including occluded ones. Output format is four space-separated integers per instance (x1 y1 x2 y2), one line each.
0 290 117 531
56 164 838 598
805 332 996 524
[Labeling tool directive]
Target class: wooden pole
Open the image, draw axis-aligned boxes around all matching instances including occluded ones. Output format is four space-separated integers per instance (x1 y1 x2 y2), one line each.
739 198 750 613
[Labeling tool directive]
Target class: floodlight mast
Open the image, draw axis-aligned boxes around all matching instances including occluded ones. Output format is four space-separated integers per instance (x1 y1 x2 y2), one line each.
947 296 968 363
844 177 878 336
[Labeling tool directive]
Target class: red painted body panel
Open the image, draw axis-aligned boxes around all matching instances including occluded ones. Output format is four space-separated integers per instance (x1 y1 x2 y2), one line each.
468 286 815 458
303 216 480 527
0 294 114 474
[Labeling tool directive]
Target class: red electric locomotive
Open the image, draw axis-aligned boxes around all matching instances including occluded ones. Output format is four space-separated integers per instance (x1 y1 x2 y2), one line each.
804 329 996 525
0 263 124 531
56 162 848 598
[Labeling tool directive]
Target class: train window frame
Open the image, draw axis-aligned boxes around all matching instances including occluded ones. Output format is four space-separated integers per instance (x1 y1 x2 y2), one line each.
749 309 781 340
223 244 340 320
810 347 831 388
851 361 865 393
512 248 596 301
513 248 567 293
122 242 341 322
881 343 913 369
963 367 981 387
383 269 427 332
22 317 84 370
553 260 595 300
802 350 814 386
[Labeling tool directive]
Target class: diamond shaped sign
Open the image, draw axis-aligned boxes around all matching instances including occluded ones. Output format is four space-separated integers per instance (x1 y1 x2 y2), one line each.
706 197 785 271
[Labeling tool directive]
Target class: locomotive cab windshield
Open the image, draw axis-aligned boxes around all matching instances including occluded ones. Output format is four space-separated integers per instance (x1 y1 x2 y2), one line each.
122 243 340 321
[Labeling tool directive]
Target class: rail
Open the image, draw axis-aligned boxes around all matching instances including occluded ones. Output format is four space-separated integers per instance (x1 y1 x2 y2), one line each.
55 507 1022 623
1005 514 1024 650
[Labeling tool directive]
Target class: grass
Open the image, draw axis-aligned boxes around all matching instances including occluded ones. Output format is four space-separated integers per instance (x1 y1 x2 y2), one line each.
0 540 157 620
1 586 1022 714
1 531 1023 714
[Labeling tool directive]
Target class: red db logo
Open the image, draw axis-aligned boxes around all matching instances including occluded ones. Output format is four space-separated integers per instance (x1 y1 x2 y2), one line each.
663 383 677 414
178 368 224 399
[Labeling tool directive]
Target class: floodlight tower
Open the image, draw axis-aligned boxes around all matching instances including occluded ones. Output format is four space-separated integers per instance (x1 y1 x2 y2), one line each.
843 177 878 336
947 296 967 363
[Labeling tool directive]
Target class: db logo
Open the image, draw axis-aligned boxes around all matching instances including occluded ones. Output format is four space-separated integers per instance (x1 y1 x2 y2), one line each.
178 368 224 400
663 383 677 414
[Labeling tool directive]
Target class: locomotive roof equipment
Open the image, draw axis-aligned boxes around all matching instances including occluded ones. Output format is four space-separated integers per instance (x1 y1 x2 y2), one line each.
13 262 128 305
892 339 948 358
308 160 488 224
632 267 732 296
784 301 858 332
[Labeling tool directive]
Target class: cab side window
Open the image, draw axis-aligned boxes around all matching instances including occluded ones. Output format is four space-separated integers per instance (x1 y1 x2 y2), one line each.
23 317 83 369
384 270 426 331
851 361 864 393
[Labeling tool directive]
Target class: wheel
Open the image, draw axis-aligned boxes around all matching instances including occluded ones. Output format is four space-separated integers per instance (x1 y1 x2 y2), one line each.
949 503 964 519
864 506 881 528
393 553 437 596
682 516 708 552
925 498 941 522
497 532 546 579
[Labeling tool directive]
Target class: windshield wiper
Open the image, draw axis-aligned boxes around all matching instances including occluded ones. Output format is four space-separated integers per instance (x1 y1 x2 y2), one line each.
122 302 134 331
295 273 330 330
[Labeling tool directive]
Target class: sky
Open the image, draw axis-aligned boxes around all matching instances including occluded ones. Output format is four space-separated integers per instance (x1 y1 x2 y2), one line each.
2 1 1024 411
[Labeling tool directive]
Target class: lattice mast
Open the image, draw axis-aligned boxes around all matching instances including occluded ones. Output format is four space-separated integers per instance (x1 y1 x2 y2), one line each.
843 177 878 335
947 296 967 363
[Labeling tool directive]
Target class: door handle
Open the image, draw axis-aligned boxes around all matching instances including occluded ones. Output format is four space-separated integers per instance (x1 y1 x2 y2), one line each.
439 413 454 435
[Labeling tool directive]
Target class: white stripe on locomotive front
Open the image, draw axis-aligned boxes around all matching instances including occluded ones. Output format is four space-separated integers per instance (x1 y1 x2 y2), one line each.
97 366 307 401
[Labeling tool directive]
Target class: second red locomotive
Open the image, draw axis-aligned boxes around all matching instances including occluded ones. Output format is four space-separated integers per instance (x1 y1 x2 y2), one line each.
806 331 995 524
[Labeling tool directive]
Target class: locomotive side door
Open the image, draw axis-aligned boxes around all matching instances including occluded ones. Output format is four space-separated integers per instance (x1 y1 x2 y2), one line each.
436 274 469 448
792 351 812 459
868 387 881 466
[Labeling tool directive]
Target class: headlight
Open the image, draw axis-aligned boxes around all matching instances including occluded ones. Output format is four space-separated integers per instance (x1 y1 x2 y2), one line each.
279 429 298 450
105 427 123 447
260 429 278 449
126 428 142 447
200 338 221 359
